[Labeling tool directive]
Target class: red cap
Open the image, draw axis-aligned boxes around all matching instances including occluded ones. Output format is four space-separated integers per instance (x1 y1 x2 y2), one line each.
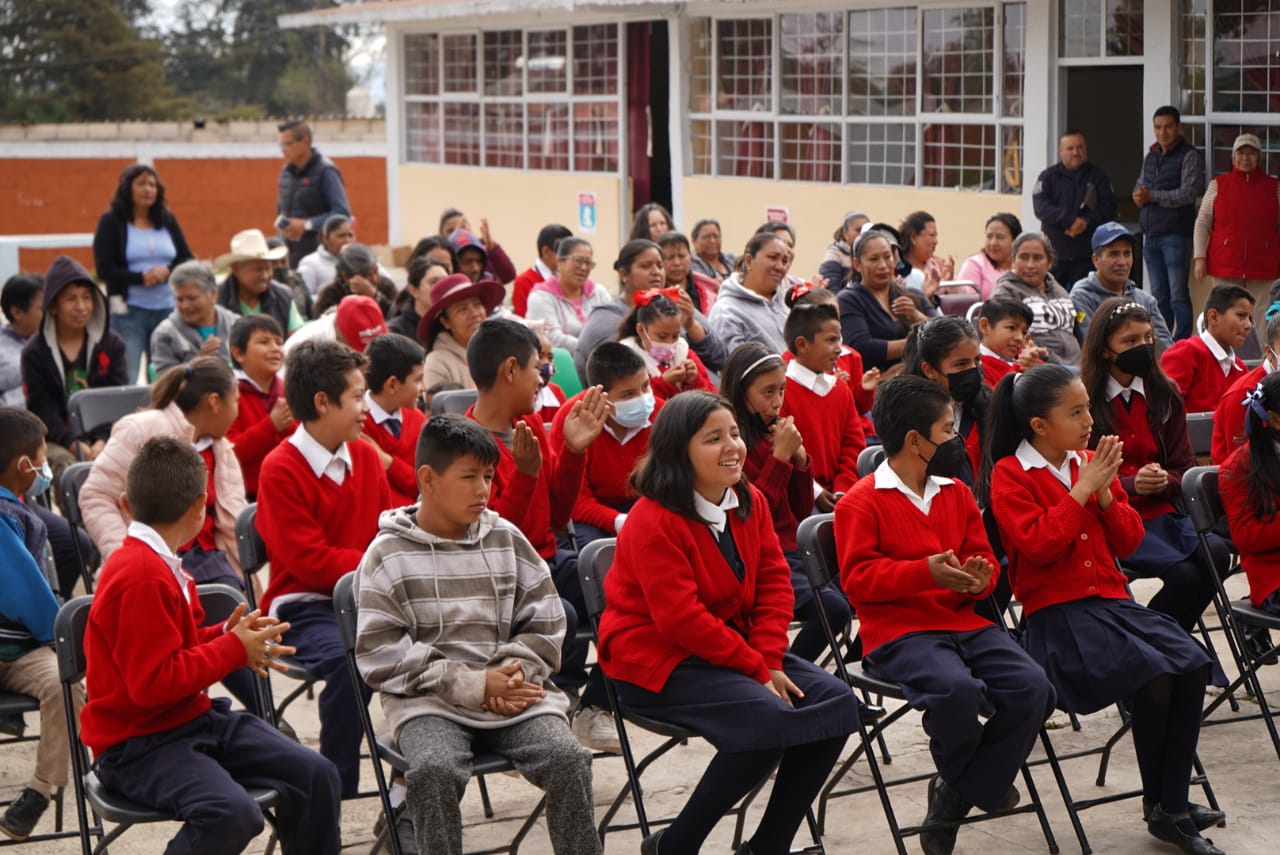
334 295 387 353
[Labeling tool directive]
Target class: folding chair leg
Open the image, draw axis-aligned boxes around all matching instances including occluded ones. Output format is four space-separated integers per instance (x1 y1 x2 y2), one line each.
477 775 495 819
1038 729 1091 855
1018 761 1061 854
506 795 547 854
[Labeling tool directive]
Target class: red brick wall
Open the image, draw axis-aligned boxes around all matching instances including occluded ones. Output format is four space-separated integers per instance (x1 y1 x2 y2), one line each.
7 156 388 275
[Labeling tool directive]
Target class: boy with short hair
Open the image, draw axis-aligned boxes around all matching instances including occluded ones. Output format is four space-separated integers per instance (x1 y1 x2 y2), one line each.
780 302 866 512
976 297 1041 388
81 436 341 854
1160 284 1253 412
835 376 1055 855
257 339 391 797
355 414 601 855
226 315 295 500
0 407 79 841
1213 313 1280 463
1 274 43 407
361 333 428 506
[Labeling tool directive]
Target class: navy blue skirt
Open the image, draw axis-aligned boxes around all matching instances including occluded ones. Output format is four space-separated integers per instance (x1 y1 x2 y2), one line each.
1123 511 1200 573
612 653 858 754
1021 597 1212 715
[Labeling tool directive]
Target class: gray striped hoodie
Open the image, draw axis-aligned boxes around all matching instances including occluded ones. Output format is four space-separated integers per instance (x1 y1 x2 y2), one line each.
354 506 571 741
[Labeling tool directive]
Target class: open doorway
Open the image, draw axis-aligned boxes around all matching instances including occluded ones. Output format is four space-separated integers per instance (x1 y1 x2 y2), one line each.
1064 66 1144 224
625 21 672 217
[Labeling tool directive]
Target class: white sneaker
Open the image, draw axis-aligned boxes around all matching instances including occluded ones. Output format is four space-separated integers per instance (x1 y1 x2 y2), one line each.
571 705 622 754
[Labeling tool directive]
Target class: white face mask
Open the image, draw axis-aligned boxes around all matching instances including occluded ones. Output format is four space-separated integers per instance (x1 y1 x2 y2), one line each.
612 390 655 428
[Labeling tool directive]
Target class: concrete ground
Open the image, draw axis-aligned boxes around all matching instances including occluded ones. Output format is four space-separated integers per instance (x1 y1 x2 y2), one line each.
4 576 1278 854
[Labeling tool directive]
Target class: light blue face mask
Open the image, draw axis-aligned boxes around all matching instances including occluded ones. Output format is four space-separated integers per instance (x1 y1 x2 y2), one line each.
613 390 655 428
22 458 52 498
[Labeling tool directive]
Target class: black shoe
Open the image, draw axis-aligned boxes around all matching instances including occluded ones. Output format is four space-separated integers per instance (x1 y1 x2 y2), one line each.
0 714 24 738
1147 805 1226 855
735 845 754 855
1143 800 1225 832
858 698 887 723
1243 625 1278 666
919 775 970 855
372 807 419 855
0 788 48 841
640 829 664 855
992 786 1020 813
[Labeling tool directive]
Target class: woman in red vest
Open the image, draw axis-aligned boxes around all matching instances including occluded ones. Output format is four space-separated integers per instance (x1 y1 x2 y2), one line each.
1193 132 1280 335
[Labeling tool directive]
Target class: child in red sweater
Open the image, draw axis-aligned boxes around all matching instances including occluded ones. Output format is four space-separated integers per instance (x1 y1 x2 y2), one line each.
1222 372 1280 615
1159 284 1253 413
1212 313 1280 463
82 436 340 854
981 365 1226 853
598 391 855 855
360 333 427 507
837 376 1053 854
784 286 879 438
533 332 567 423
780 302 866 512
616 288 716 399
976 297 1042 388
551 342 659 549
257 339 391 798
226 315 294 500
905 316 990 490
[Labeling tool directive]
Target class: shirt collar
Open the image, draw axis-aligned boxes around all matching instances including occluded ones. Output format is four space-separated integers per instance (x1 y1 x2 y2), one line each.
234 369 273 395
784 359 835 397
534 258 554 280
1199 329 1236 374
1014 439 1078 489
872 460 951 515
1105 373 1145 402
192 436 214 452
693 487 740 537
127 521 191 603
364 391 397 425
288 424 353 481
979 343 1011 363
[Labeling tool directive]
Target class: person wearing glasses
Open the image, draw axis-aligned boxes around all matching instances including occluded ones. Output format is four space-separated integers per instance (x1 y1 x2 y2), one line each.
527 237 615 353
275 119 351 268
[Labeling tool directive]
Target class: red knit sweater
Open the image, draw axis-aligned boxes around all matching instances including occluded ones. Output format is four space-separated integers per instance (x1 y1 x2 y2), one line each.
1099 391 1193 520
783 348 874 436
80 537 246 755
512 266 544 318
781 378 865 494
1212 363 1267 464
257 439 390 612
743 436 813 552
1222 447 1280 606
989 452 1145 616
363 406 427 507
468 407 584 559
1160 334 1247 413
649 351 717 400
598 488 794 691
227 376 295 498
549 390 659 534
835 472 996 654
982 353 1017 388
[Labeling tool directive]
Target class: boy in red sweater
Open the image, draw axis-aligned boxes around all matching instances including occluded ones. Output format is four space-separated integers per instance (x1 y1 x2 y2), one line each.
976 297 1042 388
360 333 427 506
780 302 866 512
836 377 1054 855
1212 313 1280 463
82 436 340 854
226 315 295 500
1159 284 1253 412
257 339 391 798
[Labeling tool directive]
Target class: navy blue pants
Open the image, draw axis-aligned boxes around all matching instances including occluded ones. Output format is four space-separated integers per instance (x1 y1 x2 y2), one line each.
34 503 91 600
95 698 341 855
276 600 371 799
864 626 1056 812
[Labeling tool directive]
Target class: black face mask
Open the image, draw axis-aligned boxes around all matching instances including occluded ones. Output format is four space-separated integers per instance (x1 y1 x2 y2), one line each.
1113 343 1155 377
946 366 984 404
923 435 969 479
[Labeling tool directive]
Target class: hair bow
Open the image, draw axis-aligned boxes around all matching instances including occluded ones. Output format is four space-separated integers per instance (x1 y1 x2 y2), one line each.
790 281 816 301
1242 382 1272 438
633 287 682 307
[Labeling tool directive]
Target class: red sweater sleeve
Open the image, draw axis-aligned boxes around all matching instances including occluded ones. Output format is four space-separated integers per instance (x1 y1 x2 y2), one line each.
743 501 797 670
551 401 624 533
227 405 292 478
836 489 934 603
1222 452 1280 554
834 385 867 493
539 415 586 530
991 461 1095 563
1159 339 1203 410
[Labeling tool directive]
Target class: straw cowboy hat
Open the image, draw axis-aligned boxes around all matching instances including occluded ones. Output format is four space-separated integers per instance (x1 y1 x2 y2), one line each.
215 229 289 270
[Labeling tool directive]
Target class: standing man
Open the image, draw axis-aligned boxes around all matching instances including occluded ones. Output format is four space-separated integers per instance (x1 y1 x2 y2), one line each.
276 120 351 268
1033 130 1117 289
1134 106 1205 340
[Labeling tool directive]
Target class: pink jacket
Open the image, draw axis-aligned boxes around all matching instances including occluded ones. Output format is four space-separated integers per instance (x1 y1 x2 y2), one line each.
80 403 247 571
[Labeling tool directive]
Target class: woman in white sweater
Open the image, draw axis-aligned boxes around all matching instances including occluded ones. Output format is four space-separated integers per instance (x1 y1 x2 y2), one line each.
526 237 615 354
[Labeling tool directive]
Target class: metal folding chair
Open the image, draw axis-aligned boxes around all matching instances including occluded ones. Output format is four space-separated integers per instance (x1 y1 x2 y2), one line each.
55 462 98 595
66 387 151 458
429 389 478 417
0 691 73 848
855 446 886 479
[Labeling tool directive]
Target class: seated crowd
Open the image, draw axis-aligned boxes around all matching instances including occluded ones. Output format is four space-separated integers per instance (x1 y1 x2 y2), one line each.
2 190 1276 855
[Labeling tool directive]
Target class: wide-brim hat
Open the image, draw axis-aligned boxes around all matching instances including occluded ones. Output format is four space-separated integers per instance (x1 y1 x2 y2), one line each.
417 273 505 342
215 229 289 269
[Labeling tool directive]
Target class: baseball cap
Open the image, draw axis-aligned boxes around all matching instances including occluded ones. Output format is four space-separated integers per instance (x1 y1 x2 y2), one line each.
1091 221 1136 253
1233 133 1262 153
334 295 387 353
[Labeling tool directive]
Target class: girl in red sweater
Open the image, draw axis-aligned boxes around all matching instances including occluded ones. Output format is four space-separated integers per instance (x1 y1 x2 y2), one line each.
617 288 716 399
598 391 856 855
904 316 989 489
1222 372 1280 616
1080 298 1232 635
721 342 852 663
981 365 1225 855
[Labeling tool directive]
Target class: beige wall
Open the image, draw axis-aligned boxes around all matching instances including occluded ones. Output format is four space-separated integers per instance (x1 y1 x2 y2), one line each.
680 177 1024 283
396 165 626 297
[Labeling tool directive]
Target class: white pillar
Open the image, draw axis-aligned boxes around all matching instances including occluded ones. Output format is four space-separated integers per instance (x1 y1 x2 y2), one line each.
1021 0 1056 231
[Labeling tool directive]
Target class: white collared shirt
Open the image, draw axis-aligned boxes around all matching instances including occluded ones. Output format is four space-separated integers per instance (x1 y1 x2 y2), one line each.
534 258 554 280
979 343 1013 364
693 488 741 539
785 359 836 398
1104 373 1145 404
192 436 214 453
534 385 560 414
364 391 398 427
128 521 192 604
1014 439 1079 490
1199 330 1237 377
872 460 952 515
233 369 274 395
288 424 353 486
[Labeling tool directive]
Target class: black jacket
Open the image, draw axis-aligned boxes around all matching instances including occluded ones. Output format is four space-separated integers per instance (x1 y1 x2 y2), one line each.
216 275 297 336
91 209 194 299
1032 161 1117 261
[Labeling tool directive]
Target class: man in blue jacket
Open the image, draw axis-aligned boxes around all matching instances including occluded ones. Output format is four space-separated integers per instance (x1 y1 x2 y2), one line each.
1033 130 1117 290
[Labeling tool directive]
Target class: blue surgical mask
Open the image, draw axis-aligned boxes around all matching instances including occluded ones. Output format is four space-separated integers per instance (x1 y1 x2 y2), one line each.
613 391 655 429
22 458 52 498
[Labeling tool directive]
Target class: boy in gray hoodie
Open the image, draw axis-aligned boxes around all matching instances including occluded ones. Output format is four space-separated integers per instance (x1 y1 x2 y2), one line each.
354 414 599 855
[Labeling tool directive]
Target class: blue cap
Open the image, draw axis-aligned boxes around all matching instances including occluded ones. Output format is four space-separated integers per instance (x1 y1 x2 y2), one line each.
1091 221 1136 252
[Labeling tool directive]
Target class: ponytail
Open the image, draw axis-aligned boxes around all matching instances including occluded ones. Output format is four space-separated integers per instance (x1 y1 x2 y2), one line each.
1244 372 1280 519
151 357 235 414
977 363 1076 506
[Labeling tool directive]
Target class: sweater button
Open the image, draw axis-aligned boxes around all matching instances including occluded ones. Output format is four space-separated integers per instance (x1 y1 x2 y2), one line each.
1088 585 1097 593
1084 560 1093 568
1080 533 1089 540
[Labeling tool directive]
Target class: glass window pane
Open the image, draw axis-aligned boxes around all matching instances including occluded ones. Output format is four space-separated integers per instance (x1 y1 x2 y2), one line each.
484 103 524 168
780 13 843 116
922 8 994 114
528 104 570 171
405 102 441 163
717 19 773 111
1181 0 1207 116
404 33 439 96
443 103 480 165
528 31 568 94
573 25 618 95
483 31 523 97
689 18 714 114
1001 125 1023 193
443 34 477 94
574 101 619 172
1003 4 1026 117
1107 0 1144 56
716 119 774 178
780 122 841 182
691 118 713 174
847 122 916 186
848 8 917 117
1060 0 1102 57
1213 1 1280 114
922 123 997 190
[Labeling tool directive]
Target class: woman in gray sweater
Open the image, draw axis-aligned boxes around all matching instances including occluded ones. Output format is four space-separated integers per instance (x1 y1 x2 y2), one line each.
990 232 1082 365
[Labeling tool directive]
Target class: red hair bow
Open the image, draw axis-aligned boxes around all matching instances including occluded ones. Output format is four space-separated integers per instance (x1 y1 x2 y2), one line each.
790 281 816 301
633 287 682 307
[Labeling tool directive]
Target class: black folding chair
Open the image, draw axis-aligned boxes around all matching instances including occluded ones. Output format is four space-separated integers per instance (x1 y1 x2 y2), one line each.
796 514 1060 854
855 445 886 479
57 462 98 595
0 691 73 848
429 389 478 417
1186 412 1215 458
332 572 547 855
66 387 152 459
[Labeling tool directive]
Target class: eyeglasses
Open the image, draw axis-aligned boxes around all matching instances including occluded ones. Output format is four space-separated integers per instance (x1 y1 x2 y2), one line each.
568 256 596 270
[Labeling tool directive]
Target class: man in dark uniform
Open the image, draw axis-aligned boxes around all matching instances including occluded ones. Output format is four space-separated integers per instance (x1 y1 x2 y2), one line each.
1032 130 1117 290
276 120 352 268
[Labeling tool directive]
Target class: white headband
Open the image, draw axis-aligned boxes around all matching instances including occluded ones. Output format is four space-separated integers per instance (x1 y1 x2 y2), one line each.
741 353 784 381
